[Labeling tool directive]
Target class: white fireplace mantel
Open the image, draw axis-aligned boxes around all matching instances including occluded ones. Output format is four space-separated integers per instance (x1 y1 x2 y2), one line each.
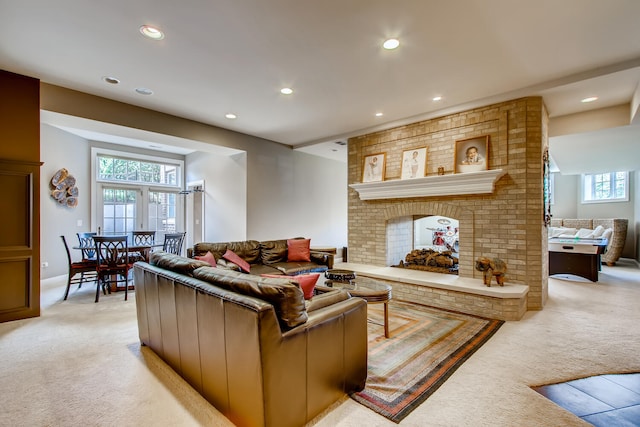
349 169 506 200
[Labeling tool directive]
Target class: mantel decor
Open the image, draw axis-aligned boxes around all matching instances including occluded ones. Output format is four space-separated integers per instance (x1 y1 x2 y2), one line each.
455 135 489 174
50 168 79 208
401 147 427 179
362 152 386 183
350 169 506 200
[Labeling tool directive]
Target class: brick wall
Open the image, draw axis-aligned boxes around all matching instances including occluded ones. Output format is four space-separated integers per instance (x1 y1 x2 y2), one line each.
347 97 548 311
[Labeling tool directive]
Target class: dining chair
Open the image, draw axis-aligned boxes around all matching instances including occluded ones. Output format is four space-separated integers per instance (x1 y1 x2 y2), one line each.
132 230 156 245
76 232 97 261
131 231 156 262
94 235 135 302
163 232 186 255
61 235 98 300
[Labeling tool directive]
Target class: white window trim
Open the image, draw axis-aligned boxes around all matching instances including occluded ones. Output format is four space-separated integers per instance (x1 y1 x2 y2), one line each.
90 147 185 231
581 171 629 204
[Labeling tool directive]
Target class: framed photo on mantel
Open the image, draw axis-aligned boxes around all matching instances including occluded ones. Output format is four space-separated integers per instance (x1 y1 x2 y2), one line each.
455 135 489 173
401 147 427 179
362 153 386 182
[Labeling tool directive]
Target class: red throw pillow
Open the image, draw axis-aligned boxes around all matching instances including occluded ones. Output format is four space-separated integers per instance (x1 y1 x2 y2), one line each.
261 273 320 300
222 249 251 273
294 273 320 299
287 238 311 262
195 251 216 267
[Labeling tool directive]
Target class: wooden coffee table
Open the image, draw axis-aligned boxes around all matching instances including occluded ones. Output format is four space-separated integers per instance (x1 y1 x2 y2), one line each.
319 269 392 338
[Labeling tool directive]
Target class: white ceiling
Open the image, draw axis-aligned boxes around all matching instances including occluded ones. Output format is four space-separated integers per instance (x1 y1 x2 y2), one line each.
2 0 640 168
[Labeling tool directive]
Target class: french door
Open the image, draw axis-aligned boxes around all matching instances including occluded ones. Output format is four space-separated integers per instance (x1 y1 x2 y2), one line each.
101 187 139 234
98 185 182 237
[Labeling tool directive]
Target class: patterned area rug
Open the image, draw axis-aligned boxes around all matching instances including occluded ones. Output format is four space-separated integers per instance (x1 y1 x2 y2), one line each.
351 301 504 423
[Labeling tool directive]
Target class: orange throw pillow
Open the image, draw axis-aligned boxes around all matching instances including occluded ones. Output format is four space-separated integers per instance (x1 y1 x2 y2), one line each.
287 238 311 262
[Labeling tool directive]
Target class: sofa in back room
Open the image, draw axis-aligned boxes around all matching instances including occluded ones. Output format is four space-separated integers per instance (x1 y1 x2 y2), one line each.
187 237 334 275
548 218 629 265
134 251 368 427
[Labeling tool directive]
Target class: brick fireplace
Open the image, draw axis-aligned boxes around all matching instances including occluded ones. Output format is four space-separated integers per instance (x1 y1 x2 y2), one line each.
347 97 549 314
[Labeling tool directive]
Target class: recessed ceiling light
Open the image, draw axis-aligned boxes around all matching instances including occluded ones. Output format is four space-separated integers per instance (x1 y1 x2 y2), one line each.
225 113 237 119
103 76 120 85
375 112 384 117
135 87 153 95
581 96 598 103
433 96 442 102
280 87 293 95
140 25 164 40
383 38 400 50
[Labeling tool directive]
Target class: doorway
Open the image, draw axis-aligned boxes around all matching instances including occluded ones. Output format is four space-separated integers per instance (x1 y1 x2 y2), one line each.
185 181 205 250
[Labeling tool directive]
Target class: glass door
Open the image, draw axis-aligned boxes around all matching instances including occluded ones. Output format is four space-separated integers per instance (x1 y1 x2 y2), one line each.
101 187 140 234
148 190 180 237
97 186 183 239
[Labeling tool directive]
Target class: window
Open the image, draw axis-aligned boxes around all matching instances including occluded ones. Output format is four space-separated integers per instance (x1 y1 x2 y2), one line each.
91 148 184 235
98 155 179 186
582 171 628 203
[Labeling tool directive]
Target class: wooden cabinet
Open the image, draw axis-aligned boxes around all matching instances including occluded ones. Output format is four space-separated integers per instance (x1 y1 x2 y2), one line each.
0 160 41 321
0 70 41 322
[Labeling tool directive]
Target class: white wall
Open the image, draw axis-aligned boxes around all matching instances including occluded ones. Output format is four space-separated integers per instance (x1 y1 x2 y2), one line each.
290 151 347 249
40 124 93 278
185 150 247 243
185 142 348 249
549 173 578 218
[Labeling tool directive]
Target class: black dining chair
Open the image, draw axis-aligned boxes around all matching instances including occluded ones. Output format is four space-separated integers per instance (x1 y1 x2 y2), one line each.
94 235 135 302
61 235 98 300
131 230 156 261
163 232 186 255
132 230 156 245
76 232 97 261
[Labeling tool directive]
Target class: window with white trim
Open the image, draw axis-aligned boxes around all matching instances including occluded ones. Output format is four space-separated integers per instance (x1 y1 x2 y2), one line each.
98 155 179 186
91 148 184 235
582 171 628 203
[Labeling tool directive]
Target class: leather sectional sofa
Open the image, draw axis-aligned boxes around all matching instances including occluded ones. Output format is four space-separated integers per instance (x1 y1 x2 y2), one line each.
187 238 334 275
134 251 367 427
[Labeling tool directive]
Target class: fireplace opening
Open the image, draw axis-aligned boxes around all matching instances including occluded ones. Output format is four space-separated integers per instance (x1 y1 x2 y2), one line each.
388 215 459 275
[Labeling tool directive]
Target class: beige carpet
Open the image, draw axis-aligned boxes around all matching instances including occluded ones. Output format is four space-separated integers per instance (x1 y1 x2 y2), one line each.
1 260 639 427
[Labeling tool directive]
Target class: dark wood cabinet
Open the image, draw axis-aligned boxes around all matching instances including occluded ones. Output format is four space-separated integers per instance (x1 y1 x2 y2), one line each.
0 160 41 321
0 70 41 322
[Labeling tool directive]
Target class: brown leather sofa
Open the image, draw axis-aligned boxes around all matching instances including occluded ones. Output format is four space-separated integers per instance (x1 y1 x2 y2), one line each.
134 252 367 427
187 238 334 275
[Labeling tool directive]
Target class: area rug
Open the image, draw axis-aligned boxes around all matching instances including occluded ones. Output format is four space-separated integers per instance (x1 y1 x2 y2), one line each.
351 301 504 423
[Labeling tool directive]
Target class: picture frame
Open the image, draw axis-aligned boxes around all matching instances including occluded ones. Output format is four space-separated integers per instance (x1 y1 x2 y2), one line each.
454 135 489 173
362 153 386 182
400 147 427 179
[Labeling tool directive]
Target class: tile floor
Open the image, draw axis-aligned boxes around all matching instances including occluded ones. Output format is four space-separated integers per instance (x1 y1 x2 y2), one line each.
533 373 640 426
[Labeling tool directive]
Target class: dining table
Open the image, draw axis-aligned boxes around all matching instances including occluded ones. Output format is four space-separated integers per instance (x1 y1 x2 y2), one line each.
73 236 163 263
73 234 163 292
